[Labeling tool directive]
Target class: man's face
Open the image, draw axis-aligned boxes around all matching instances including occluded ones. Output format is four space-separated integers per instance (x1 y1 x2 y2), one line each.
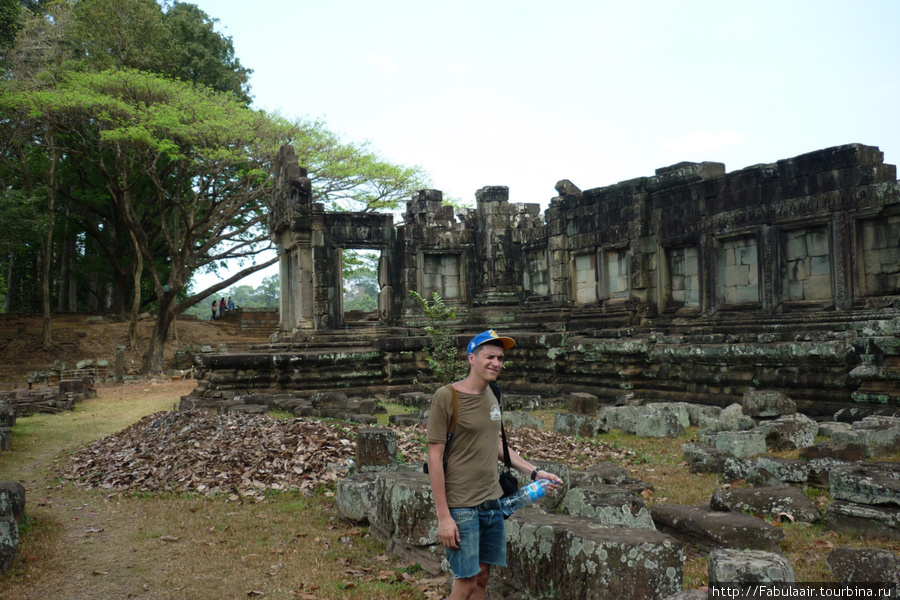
468 343 505 382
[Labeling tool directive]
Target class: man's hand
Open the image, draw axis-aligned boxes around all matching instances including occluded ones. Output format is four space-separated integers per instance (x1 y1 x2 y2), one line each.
536 469 564 492
437 515 460 549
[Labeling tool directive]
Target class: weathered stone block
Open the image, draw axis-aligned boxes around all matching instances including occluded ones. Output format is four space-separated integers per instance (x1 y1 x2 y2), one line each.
710 485 820 523
685 403 722 427
502 411 543 431
570 462 629 487
0 428 10 452
636 413 685 438
644 402 692 429
742 390 797 418
58 378 81 395
825 500 900 540
806 458 851 489
651 504 784 552
723 457 762 485
397 392 431 409
559 485 656 529
370 472 444 573
336 473 378 524
388 414 421 427
356 427 397 471
708 548 796 583
554 412 603 438
604 405 642 434
497 512 683 600
0 515 17 572
826 547 900 587
829 464 900 506
717 403 756 432
716 430 767 458
757 413 818 450
799 441 867 462
852 416 900 457
570 392 599 415
682 442 731 474
0 482 25 522
756 456 809 484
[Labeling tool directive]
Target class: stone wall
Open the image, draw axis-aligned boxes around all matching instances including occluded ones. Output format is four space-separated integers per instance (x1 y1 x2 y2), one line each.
189 144 900 413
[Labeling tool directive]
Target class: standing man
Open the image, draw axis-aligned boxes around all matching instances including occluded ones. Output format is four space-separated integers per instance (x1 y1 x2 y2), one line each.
426 330 562 600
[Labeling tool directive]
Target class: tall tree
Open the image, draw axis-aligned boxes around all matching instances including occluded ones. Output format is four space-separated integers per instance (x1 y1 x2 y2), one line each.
0 69 291 369
162 2 252 103
68 0 168 73
0 0 23 54
290 119 430 213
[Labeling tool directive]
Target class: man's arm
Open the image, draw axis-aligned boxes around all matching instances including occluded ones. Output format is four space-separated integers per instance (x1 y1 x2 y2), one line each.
498 440 563 486
428 442 460 549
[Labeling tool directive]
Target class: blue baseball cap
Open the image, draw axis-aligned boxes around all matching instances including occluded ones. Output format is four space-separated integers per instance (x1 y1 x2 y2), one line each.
466 330 515 355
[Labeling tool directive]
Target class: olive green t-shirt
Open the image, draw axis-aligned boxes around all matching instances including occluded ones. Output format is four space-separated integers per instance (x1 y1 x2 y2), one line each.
426 385 503 508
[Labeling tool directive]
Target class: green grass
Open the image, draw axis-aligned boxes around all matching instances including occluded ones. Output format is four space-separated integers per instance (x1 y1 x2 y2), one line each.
376 402 418 426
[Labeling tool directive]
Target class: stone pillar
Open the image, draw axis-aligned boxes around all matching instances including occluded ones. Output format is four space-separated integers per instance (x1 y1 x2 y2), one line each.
761 225 776 311
356 427 397 472
278 245 291 332
832 211 854 310
701 234 716 314
114 346 126 382
474 186 519 302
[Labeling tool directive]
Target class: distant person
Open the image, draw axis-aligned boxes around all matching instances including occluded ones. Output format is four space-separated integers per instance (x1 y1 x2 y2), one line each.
211 299 217 320
219 298 226 314
227 297 234 311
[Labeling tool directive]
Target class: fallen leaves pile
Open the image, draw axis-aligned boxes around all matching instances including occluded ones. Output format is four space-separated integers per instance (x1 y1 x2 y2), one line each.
63 410 634 501
64 411 361 500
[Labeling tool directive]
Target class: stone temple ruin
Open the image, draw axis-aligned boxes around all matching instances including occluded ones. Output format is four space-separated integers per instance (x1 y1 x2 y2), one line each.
174 142 900 598
185 142 900 414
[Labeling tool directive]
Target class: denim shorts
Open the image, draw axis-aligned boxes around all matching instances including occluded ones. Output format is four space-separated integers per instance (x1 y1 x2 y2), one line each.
445 506 507 579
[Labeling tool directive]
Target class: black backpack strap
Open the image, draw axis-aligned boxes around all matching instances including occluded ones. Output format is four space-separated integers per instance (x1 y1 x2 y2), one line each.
490 382 513 470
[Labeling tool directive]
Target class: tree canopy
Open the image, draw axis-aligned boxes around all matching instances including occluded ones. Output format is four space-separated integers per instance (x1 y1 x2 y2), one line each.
0 0 432 371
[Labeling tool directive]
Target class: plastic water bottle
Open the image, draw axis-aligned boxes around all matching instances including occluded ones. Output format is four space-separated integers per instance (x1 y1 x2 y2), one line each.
500 479 553 517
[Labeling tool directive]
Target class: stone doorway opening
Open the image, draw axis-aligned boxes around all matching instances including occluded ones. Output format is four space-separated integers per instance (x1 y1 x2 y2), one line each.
341 248 381 325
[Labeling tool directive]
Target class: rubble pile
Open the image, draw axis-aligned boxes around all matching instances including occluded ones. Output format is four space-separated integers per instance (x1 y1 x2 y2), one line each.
63 411 627 501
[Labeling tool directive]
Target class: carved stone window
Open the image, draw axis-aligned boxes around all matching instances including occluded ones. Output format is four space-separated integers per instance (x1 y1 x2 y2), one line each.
859 216 900 296
781 227 832 302
603 249 630 300
668 246 700 308
423 254 461 300
524 250 550 298
573 253 598 304
716 237 759 305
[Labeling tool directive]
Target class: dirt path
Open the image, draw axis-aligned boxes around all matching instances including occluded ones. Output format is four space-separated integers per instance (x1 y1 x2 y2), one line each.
0 380 224 600
1 380 429 600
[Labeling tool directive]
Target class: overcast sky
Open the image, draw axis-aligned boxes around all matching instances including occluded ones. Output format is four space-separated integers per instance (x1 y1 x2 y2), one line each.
188 0 900 289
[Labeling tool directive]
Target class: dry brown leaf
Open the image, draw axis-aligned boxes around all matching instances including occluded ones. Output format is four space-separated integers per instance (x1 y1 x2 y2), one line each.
810 540 835 551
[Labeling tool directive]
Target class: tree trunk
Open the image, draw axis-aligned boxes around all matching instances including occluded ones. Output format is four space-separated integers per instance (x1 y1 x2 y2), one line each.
41 138 58 350
3 249 13 313
40 230 52 348
111 270 128 316
127 230 142 349
143 292 176 374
